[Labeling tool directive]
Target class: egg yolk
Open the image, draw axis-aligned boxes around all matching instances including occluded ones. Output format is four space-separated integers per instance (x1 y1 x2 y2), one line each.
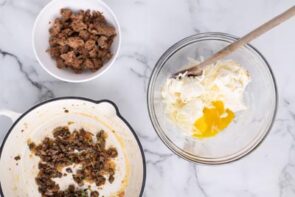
193 101 235 138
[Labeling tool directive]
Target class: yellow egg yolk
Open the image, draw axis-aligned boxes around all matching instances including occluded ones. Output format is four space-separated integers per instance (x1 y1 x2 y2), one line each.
193 101 235 138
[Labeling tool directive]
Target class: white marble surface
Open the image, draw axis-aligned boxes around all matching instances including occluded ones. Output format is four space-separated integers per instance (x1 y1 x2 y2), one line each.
0 0 295 196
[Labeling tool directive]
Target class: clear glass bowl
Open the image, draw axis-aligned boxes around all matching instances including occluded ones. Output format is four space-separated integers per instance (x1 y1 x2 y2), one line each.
147 33 278 164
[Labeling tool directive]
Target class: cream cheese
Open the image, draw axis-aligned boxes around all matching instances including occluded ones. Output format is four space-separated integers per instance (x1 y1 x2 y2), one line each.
161 60 251 135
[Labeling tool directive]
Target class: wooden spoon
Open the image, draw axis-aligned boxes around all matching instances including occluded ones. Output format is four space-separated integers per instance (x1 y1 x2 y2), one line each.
172 6 295 78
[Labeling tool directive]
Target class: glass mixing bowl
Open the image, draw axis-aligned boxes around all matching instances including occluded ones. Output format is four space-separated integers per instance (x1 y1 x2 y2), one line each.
147 33 278 164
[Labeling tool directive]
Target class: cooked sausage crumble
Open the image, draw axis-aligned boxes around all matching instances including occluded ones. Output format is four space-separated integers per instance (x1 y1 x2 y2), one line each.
48 8 116 73
28 126 118 197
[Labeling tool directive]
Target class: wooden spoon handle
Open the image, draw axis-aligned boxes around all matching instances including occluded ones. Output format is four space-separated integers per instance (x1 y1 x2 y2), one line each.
176 6 295 76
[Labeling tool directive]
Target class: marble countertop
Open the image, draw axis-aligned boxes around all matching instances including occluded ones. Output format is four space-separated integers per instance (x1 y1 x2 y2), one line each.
0 0 295 196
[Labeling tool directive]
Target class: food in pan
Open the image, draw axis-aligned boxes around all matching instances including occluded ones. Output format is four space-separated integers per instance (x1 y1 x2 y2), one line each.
161 59 251 138
28 126 120 197
48 8 116 73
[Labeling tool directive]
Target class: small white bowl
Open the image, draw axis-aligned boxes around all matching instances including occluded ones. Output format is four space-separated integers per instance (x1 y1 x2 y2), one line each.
32 0 121 83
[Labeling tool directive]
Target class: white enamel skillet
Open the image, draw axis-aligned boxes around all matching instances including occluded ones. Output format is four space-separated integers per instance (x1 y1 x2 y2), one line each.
0 97 146 197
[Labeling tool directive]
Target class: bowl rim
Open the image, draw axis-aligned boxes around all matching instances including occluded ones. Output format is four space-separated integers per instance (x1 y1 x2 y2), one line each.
147 32 278 165
32 0 121 83
0 97 146 196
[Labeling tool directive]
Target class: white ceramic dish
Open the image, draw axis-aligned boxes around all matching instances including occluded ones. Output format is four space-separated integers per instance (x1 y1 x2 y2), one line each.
0 97 145 197
32 0 121 83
